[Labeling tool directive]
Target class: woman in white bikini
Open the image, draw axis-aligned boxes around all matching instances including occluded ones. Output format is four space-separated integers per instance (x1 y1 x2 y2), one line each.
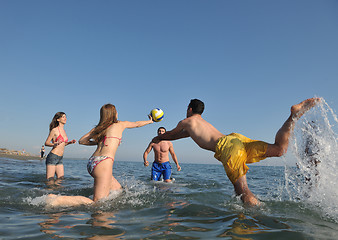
44 112 76 181
46 104 153 206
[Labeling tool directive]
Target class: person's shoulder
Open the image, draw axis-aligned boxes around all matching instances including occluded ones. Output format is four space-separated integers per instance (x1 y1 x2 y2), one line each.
180 115 199 125
50 127 58 133
116 120 130 125
107 121 125 127
179 117 191 125
174 118 190 130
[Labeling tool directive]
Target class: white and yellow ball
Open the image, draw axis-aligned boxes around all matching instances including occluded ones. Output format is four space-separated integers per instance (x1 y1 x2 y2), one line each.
150 108 164 122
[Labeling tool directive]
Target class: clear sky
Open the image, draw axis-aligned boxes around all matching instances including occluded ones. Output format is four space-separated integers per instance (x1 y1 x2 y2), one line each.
1 0 337 165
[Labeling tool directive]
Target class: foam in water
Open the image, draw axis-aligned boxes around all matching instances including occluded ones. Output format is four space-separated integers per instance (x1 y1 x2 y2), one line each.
24 195 48 206
23 176 171 211
285 98 338 221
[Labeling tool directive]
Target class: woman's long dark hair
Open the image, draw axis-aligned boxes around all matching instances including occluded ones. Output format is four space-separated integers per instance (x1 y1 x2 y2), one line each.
49 112 66 132
90 104 118 142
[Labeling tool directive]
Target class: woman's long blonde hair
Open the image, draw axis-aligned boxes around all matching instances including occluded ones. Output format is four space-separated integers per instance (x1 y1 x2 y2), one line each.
90 104 118 142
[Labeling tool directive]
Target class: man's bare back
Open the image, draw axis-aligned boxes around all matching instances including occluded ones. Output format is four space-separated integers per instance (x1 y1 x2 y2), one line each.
155 114 224 152
179 115 224 152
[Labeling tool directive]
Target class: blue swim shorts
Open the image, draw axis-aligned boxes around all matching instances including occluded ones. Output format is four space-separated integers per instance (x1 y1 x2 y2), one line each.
45 152 63 165
151 161 172 181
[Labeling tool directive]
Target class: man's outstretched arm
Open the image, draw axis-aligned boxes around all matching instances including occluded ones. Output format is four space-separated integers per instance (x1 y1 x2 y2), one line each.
153 121 190 142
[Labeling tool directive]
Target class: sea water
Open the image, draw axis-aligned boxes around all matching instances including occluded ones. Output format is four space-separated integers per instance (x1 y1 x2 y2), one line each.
0 100 338 239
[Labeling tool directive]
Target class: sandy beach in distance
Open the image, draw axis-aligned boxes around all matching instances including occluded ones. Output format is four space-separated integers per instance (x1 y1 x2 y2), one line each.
0 148 41 160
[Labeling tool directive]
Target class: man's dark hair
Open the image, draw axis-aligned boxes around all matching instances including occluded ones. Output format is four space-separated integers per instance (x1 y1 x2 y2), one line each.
158 127 166 132
188 99 204 115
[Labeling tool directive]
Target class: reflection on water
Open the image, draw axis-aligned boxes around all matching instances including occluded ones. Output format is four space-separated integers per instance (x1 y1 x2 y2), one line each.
90 211 117 229
39 199 293 239
38 211 125 239
87 211 126 240
45 178 65 191
39 212 89 238
39 213 61 235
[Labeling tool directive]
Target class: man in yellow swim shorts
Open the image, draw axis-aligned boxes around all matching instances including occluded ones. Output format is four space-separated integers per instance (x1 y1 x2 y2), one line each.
152 98 320 206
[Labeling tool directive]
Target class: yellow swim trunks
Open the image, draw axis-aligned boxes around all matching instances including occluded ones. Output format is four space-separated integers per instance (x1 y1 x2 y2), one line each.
214 133 268 184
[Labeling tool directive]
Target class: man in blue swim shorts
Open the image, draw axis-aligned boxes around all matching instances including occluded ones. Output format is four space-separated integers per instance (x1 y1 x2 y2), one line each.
143 127 181 182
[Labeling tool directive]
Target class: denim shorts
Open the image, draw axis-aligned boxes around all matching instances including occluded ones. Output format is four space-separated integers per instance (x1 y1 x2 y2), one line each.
45 152 63 165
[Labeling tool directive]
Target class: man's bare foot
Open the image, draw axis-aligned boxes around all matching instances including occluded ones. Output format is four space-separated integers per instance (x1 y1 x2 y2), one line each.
291 98 321 119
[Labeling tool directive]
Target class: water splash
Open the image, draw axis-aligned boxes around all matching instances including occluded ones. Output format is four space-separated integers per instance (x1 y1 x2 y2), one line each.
285 98 338 222
24 195 48 206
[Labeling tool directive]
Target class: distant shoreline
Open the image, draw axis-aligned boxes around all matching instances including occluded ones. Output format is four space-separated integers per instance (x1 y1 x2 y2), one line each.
0 148 41 160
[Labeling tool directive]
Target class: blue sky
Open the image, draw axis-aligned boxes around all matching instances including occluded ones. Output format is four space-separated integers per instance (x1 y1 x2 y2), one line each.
0 0 337 165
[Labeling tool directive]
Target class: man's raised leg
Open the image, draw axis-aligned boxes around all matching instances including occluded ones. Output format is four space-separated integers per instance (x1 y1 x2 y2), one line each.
265 98 320 158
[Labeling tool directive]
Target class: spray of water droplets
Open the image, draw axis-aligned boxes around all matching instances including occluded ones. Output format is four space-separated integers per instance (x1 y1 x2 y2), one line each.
285 98 338 221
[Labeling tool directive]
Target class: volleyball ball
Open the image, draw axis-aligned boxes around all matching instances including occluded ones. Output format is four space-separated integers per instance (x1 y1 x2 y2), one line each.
150 108 164 122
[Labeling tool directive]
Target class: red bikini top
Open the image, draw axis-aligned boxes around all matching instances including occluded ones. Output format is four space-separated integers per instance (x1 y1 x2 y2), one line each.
55 127 68 143
101 125 121 146
102 136 122 146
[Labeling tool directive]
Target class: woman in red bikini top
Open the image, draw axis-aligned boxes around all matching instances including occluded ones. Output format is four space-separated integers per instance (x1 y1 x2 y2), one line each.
44 112 76 181
78 103 153 203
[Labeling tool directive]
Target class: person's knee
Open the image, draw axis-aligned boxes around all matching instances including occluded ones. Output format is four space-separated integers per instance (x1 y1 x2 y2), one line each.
268 145 287 157
275 147 287 157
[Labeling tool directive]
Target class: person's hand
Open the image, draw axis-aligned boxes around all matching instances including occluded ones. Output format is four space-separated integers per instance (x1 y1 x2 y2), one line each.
144 160 149 167
68 139 76 144
53 140 62 147
148 114 154 123
177 165 181 171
